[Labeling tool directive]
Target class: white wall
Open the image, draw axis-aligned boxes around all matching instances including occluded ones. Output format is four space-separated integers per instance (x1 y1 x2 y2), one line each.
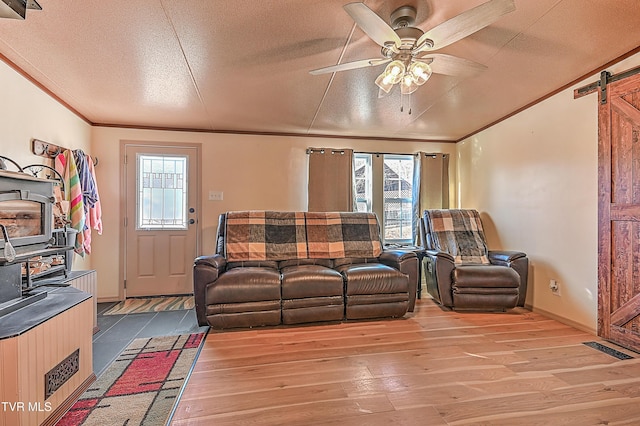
0 60 92 271
457 52 640 333
91 127 456 300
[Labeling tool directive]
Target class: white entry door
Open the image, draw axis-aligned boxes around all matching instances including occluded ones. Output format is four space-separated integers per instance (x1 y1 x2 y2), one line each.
123 143 199 297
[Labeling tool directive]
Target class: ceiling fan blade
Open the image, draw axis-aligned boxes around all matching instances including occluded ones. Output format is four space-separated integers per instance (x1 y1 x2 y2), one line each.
343 3 401 49
415 0 515 52
309 58 390 75
417 54 487 77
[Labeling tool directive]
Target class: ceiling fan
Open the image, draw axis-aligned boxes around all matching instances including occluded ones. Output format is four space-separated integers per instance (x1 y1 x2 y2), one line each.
310 0 516 96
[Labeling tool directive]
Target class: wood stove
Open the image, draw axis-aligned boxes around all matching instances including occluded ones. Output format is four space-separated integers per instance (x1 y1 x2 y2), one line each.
0 170 72 316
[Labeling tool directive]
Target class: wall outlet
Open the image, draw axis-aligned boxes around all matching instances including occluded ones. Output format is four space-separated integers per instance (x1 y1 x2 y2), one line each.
208 190 223 201
550 279 561 296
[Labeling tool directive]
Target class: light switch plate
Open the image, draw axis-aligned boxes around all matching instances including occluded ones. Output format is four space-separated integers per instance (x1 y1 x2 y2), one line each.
208 190 223 201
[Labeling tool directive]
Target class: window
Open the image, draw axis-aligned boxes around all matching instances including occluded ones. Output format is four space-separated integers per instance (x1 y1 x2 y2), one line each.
383 155 414 243
354 154 372 213
137 154 188 230
354 153 414 244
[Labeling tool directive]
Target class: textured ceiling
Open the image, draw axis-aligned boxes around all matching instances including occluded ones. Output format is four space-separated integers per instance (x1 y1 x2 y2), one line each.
0 0 639 142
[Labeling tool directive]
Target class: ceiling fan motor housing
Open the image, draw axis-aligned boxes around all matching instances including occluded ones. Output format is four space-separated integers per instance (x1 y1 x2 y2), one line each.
388 6 431 54
390 5 417 28
395 27 424 49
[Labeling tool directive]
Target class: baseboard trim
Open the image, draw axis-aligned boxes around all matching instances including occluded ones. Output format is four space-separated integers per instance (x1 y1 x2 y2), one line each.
97 296 122 303
41 373 97 426
526 303 596 335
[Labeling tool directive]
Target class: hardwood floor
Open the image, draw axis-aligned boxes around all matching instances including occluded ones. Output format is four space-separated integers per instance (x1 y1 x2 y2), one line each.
170 298 640 425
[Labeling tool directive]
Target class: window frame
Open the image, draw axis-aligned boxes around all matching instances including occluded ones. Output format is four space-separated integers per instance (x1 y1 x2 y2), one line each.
354 153 373 214
354 152 414 245
381 154 414 244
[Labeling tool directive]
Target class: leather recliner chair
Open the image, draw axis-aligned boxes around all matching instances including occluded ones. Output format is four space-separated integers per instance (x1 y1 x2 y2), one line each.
420 209 528 311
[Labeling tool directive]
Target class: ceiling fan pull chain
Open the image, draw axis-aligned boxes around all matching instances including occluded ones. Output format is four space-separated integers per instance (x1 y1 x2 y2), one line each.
400 93 412 114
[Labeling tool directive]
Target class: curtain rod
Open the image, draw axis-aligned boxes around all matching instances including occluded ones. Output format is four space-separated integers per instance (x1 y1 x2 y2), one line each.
306 148 448 158
356 151 448 158
306 148 346 154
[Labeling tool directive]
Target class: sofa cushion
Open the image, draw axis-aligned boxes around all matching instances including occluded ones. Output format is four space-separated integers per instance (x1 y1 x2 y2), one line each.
281 265 344 299
206 267 281 304
337 263 408 295
453 265 520 288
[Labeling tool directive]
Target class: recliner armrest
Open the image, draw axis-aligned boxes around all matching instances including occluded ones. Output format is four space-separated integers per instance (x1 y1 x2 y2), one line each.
195 254 227 270
379 249 418 312
488 250 526 264
425 249 454 263
423 249 455 307
488 251 529 307
379 249 417 266
193 254 227 326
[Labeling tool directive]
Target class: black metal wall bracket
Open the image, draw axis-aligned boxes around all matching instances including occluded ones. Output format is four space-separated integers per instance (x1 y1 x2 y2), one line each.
600 71 611 104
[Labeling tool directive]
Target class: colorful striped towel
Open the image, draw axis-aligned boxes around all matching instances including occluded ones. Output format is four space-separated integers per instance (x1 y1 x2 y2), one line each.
56 150 86 256
87 154 102 235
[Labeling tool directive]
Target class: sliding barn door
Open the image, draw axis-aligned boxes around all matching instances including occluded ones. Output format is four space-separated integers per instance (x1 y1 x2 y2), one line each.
598 72 640 351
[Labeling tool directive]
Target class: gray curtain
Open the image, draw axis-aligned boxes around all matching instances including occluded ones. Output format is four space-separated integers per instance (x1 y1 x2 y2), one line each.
412 152 450 244
307 148 354 212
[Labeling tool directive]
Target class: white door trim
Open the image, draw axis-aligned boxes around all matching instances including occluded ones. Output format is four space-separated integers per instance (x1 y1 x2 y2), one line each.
118 140 202 300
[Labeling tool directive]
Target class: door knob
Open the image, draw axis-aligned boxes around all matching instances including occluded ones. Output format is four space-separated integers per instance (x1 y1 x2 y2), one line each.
189 219 195 225
189 207 195 213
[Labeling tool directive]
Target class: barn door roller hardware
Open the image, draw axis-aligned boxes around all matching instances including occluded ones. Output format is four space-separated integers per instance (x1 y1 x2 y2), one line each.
575 65 640 104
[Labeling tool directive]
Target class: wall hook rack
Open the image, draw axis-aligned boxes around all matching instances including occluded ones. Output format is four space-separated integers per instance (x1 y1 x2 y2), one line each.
31 139 98 166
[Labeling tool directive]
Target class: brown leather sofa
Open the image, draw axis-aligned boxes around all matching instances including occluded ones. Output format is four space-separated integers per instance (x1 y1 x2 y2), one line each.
420 209 528 311
194 211 418 329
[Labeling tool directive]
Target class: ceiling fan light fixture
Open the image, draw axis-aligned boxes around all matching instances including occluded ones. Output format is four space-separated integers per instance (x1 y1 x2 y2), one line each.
312 1 516 105
375 72 394 93
384 60 405 84
408 61 433 85
401 74 419 95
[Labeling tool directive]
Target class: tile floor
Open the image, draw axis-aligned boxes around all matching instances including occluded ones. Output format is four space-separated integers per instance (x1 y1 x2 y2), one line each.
93 301 209 377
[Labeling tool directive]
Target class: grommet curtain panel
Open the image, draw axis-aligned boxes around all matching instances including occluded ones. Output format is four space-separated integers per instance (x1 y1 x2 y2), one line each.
412 152 450 245
307 148 354 212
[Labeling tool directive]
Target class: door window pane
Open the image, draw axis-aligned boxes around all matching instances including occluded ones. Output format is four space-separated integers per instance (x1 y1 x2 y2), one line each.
137 154 187 229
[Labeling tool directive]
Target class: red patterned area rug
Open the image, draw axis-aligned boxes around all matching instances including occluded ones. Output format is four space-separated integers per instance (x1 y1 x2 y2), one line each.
58 333 205 426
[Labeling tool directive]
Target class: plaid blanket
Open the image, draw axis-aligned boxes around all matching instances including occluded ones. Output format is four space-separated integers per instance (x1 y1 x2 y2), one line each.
424 209 489 264
225 211 307 262
224 211 383 262
305 212 382 259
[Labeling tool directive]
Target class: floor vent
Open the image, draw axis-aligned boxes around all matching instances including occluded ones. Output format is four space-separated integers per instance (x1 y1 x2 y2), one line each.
583 341 633 360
